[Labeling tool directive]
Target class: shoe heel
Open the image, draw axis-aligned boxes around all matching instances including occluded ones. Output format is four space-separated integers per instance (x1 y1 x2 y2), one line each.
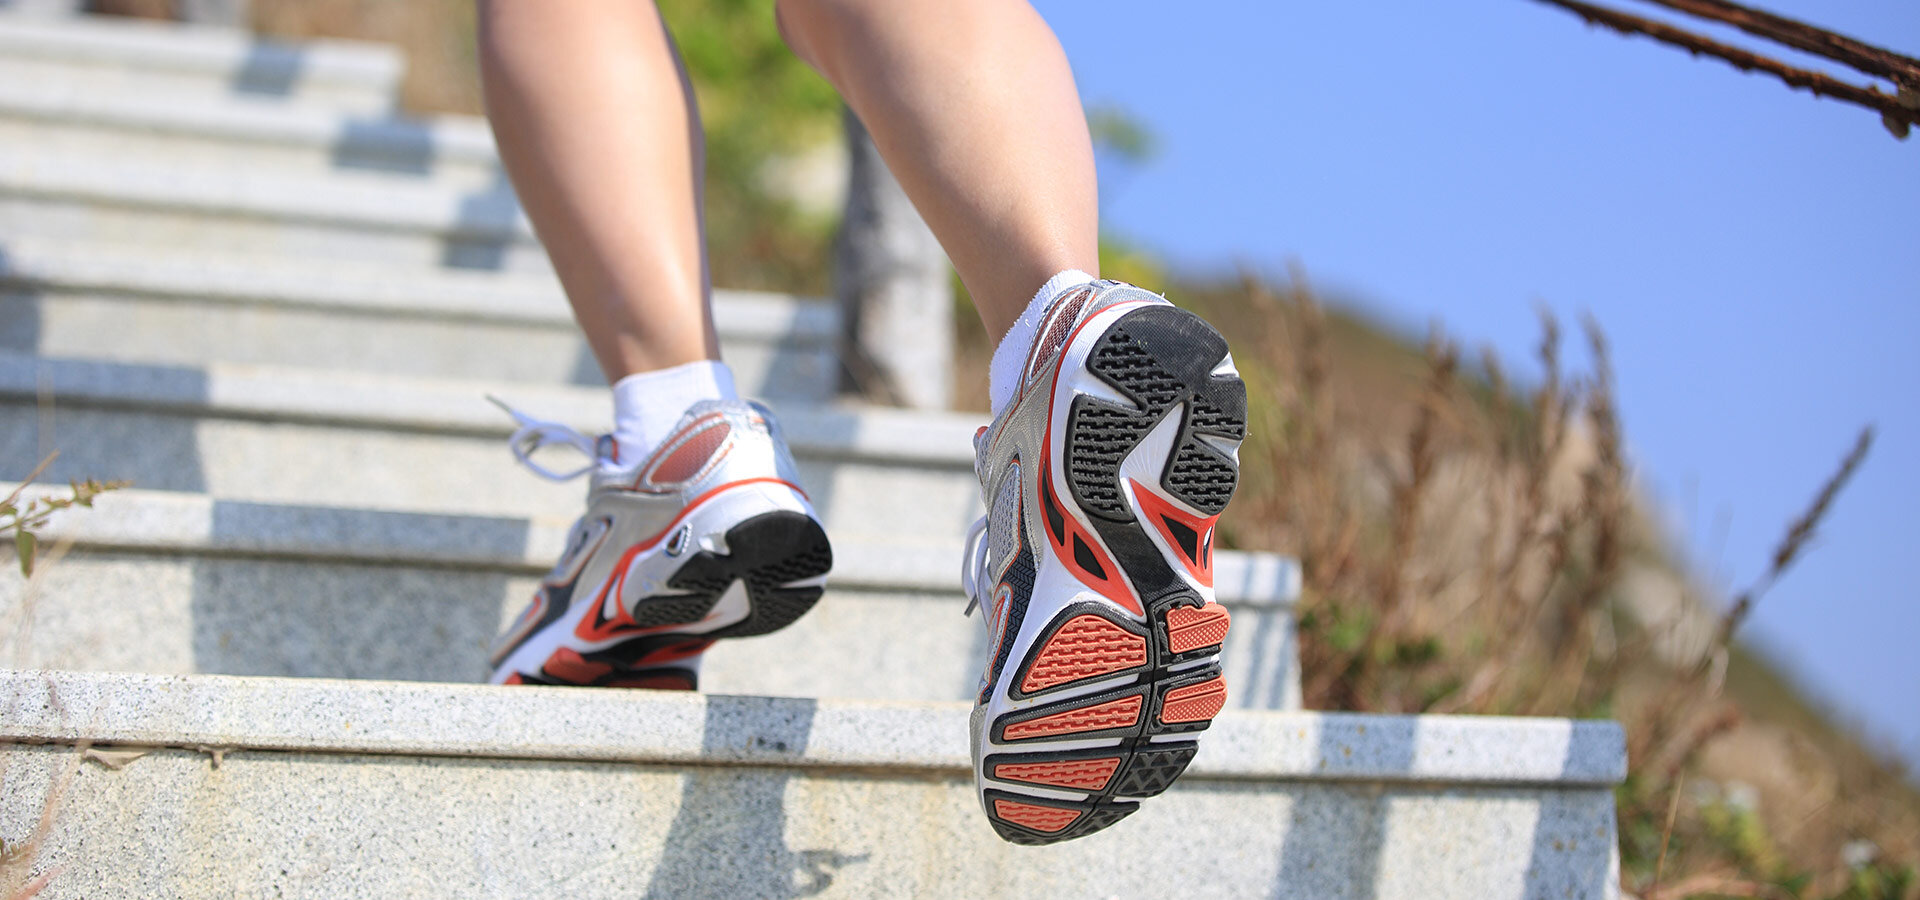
702 510 833 639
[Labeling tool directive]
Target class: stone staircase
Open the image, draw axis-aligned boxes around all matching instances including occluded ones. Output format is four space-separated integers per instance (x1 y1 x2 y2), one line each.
0 11 1623 898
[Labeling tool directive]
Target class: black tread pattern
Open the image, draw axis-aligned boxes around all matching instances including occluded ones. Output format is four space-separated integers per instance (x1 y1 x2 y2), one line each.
1067 305 1246 520
1112 745 1198 798
702 511 833 640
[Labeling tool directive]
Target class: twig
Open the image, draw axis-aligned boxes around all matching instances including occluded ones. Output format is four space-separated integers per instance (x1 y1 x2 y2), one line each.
1528 0 1917 136
1636 0 1920 89
0 452 59 513
1652 769 1686 897
1709 425 1873 656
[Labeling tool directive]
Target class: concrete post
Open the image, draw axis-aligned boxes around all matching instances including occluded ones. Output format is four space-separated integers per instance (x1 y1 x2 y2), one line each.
832 109 953 409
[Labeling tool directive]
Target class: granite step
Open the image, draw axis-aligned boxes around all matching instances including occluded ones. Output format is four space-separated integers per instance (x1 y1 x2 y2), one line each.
0 142 546 274
0 353 987 541
0 481 1301 706
0 76 500 187
0 670 1625 899
0 239 839 401
0 12 402 113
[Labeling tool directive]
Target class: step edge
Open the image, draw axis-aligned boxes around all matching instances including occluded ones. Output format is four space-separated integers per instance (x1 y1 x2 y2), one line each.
0 239 838 340
0 144 537 241
0 80 499 163
2 482 1302 607
0 13 403 85
0 669 1627 786
0 352 981 466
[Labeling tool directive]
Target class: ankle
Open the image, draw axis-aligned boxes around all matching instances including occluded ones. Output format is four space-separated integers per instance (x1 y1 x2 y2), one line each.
609 360 740 468
987 269 1095 416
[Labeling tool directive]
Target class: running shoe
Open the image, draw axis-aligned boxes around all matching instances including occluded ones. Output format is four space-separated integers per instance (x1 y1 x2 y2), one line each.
962 281 1246 844
487 397 831 689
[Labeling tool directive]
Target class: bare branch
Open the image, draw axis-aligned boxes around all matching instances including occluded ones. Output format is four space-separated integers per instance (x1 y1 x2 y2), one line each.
1528 0 1917 137
1636 0 1920 89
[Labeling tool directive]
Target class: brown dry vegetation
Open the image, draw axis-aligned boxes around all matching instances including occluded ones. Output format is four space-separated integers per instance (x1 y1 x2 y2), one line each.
1172 272 1914 899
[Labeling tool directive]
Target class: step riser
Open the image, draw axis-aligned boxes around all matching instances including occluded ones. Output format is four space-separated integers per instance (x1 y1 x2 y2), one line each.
0 292 838 402
0 116 502 189
0 195 549 275
1 552 1300 707
0 406 984 541
0 56 396 114
0 742 1619 899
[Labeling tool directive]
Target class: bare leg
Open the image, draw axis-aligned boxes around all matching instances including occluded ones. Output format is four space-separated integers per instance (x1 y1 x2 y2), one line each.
478 1 715 383
776 0 1101 340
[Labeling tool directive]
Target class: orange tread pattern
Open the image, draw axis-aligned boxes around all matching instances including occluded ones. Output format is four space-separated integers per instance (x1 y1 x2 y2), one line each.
1020 615 1148 693
992 800 1081 833
1160 677 1228 724
1003 695 1143 740
993 757 1122 791
1165 603 1232 653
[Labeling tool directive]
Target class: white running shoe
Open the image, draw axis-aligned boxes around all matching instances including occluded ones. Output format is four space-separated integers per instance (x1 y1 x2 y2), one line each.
963 281 1245 844
488 398 831 690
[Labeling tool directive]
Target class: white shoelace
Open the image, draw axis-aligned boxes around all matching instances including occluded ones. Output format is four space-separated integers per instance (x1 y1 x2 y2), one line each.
487 395 608 482
960 514 991 619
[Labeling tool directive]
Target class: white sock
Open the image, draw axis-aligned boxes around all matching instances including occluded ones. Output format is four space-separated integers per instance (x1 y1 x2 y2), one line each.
609 360 739 469
988 269 1095 417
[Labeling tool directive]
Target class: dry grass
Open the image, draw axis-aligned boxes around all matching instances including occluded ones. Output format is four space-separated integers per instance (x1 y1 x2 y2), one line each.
1171 270 1913 899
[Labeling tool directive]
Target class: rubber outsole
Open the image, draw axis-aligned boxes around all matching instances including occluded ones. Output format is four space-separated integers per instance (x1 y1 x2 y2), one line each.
982 303 1245 845
510 510 832 689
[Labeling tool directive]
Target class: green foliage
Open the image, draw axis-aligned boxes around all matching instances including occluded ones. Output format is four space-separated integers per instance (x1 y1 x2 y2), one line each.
2 456 128 577
656 0 842 293
1087 103 1156 165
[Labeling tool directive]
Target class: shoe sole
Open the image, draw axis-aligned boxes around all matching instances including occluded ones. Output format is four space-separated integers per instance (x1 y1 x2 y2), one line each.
981 303 1246 845
498 508 833 688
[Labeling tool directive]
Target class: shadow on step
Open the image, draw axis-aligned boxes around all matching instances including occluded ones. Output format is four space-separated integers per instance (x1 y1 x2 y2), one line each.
641 696 869 898
1267 718 1615 899
188 552 511 682
228 40 306 99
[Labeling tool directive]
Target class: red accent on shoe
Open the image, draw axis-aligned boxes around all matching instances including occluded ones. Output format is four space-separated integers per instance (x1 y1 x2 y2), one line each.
1164 603 1232 654
1003 695 1143 740
992 800 1081 833
1021 614 1147 693
542 647 614 684
1160 677 1228 724
1037 447 1142 616
501 673 526 685
1022 286 1096 385
1129 479 1217 588
648 420 732 484
632 638 714 668
993 757 1121 791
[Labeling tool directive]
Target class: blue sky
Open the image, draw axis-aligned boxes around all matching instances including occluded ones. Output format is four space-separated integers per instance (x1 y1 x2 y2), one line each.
1041 0 1919 767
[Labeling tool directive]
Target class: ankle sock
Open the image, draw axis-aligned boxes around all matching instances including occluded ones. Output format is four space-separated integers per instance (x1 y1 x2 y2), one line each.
609 360 739 469
988 269 1095 418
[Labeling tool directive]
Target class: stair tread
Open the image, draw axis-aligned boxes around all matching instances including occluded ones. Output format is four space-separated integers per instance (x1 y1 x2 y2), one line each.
0 237 835 340
0 141 534 240
0 351 980 465
0 74 496 163
0 12 400 86
0 669 1627 785
4 480 1301 606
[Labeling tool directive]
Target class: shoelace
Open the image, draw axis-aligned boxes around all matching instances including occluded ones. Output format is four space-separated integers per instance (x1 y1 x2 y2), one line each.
487 395 608 482
960 514 991 619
